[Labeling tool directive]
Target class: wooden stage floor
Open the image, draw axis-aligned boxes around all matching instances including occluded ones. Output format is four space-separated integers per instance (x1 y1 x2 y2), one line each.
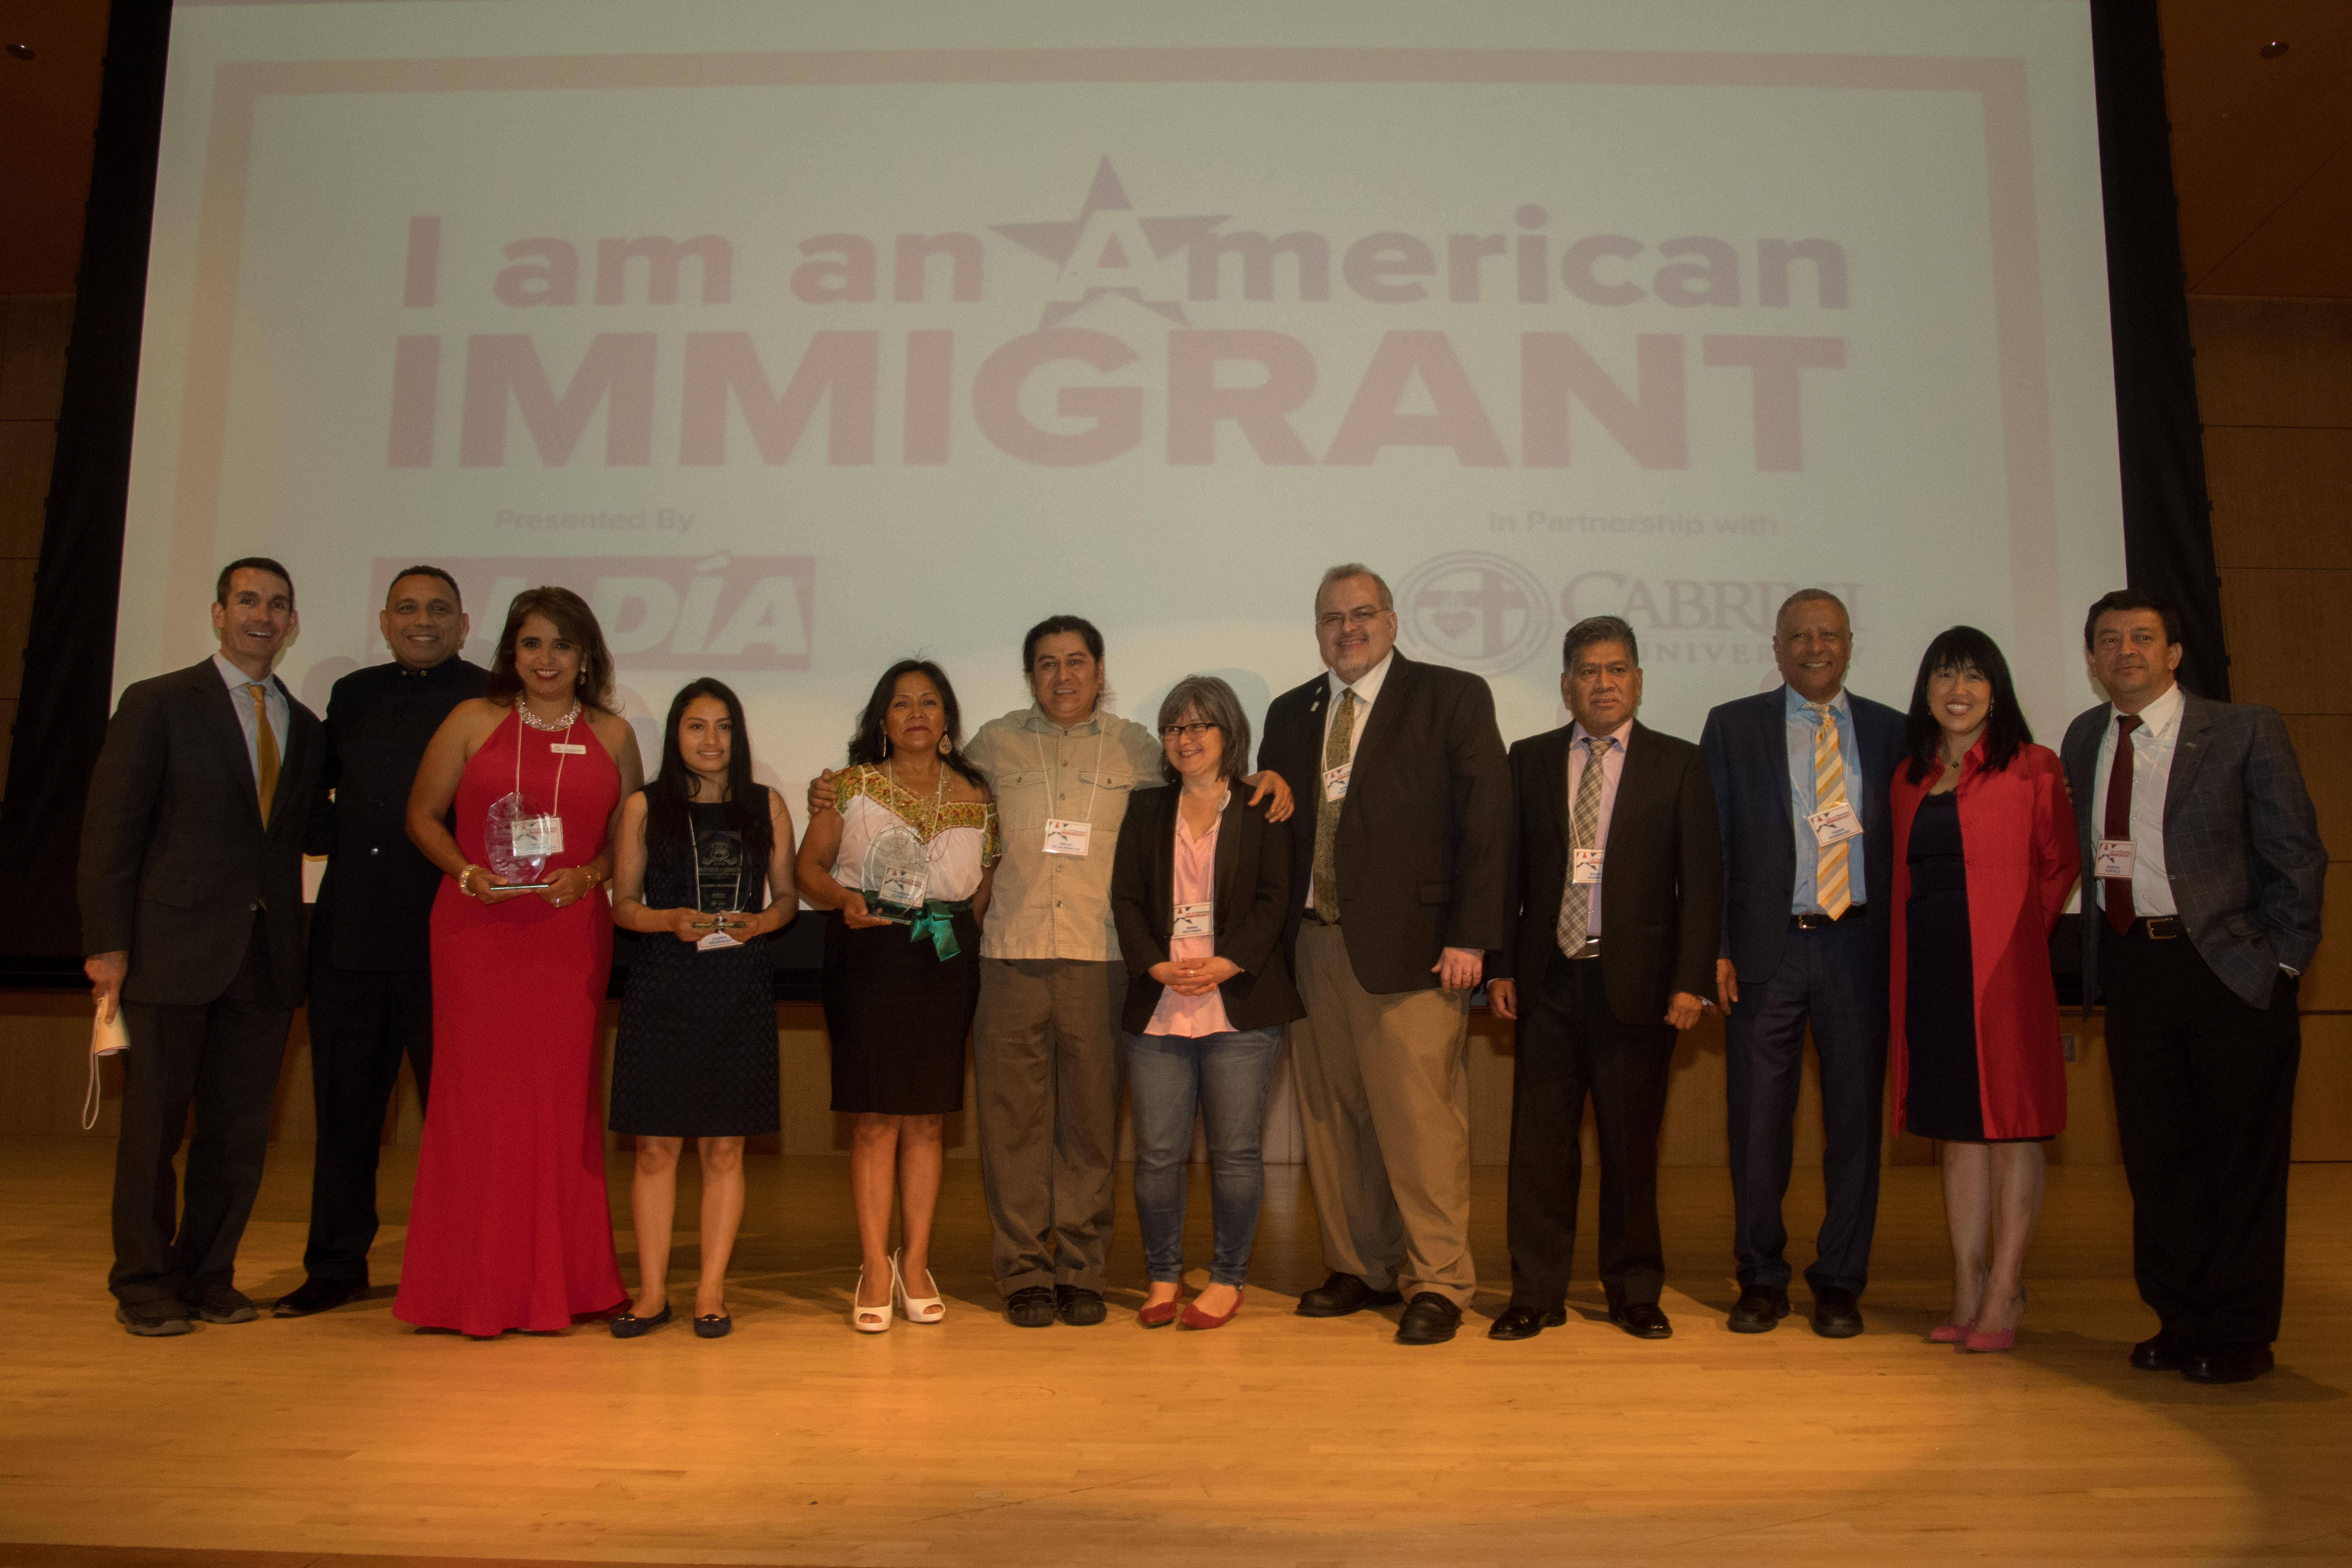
2 1135 2348 1567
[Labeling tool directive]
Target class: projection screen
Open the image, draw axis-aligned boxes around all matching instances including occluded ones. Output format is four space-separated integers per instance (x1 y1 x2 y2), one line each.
118 0 2124 815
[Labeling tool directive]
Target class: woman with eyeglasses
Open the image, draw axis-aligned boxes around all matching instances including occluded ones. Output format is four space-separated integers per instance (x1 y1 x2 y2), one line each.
1109 675 1301 1329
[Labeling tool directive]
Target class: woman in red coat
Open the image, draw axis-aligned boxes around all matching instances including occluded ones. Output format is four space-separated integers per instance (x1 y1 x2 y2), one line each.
1890 627 2079 1354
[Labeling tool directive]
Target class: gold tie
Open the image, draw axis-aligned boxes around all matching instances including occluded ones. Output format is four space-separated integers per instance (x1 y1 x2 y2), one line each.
246 683 281 826
1312 688 1357 923
1808 703 1850 919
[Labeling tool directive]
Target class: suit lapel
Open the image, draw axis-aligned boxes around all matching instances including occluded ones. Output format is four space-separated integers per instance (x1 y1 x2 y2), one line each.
1612 721 1655 849
1765 691 1795 835
1348 653 1410 771
262 673 305 828
2162 691 2212 831
1213 789 1242 914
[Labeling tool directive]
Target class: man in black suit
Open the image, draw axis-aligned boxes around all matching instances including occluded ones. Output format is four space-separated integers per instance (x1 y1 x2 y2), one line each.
1698 588 1906 1337
1489 616 1721 1341
276 566 486 1317
2062 590 2325 1385
81 558 325 1335
1258 564 1512 1346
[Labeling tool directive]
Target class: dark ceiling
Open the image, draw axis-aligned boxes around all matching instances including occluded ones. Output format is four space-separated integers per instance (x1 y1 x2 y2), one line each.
0 2 2345 298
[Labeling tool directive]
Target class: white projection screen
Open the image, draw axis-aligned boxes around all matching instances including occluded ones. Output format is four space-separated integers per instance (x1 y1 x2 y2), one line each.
119 0 2125 816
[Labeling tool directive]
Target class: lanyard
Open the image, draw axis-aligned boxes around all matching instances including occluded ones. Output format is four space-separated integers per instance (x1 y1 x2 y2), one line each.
1034 718 1105 824
513 711 574 821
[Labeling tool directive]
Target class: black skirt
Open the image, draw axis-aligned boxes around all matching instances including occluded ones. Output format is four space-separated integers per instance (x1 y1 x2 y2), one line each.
821 907 978 1115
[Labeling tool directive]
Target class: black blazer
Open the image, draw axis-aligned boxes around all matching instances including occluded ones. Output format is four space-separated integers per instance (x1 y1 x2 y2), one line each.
1698 686 1905 991
79 659 325 1008
1111 783 1302 1034
1494 720 1723 1025
1258 652 1514 994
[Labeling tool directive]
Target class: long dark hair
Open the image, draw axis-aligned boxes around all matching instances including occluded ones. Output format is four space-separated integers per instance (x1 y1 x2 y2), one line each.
1904 625 2033 783
483 586 616 712
846 659 985 788
643 678 774 870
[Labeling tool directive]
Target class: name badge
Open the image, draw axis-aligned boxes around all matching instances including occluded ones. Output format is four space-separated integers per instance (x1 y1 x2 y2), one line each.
1808 801 1861 848
1323 765 1351 802
696 931 743 952
1172 901 1213 939
1573 848 1604 885
1044 818 1092 856
2095 839 2135 879
549 743 588 755
512 814 564 858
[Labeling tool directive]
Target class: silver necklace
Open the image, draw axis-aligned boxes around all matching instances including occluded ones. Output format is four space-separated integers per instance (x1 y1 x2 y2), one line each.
519 698 583 732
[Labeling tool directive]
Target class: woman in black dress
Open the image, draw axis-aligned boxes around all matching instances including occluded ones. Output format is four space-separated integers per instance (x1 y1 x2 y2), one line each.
607 678 798 1339
796 661 996 1333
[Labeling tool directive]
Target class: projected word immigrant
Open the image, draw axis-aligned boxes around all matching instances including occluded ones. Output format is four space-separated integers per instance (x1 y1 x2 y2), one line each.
384 160 1850 475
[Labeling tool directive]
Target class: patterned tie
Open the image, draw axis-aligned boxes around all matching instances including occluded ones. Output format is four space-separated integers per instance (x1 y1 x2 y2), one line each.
1312 688 1357 923
1556 735 1611 953
245 682 281 826
2103 713 2144 934
1808 703 1850 920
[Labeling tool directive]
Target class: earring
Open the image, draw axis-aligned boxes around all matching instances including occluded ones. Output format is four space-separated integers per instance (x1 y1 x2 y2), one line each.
938 737 951 755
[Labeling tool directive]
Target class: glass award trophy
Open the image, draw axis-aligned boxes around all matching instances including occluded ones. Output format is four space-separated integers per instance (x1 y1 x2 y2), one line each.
485 790 556 884
862 822 930 924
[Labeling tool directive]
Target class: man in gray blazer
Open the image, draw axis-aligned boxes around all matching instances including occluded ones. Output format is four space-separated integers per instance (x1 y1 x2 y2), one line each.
2061 589 2325 1385
81 559 324 1335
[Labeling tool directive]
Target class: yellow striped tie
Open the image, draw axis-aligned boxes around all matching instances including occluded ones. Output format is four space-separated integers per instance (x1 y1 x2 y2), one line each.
1808 703 1850 919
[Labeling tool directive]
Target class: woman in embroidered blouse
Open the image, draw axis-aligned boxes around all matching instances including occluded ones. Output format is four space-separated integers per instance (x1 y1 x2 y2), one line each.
796 659 997 1333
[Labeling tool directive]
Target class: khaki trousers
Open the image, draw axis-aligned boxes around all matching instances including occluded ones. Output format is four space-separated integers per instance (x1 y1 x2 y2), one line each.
1289 921 1476 1306
972 957 1123 1298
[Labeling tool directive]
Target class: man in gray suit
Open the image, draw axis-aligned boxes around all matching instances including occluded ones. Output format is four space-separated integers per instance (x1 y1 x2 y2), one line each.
81 559 324 1335
2061 589 2325 1385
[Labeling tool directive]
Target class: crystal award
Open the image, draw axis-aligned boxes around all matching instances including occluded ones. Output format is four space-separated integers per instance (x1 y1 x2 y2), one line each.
485 790 555 883
861 822 930 923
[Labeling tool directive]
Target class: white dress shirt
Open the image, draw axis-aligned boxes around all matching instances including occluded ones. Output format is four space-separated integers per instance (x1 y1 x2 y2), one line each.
2091 680 2182 918
1566 718 1631 936
212 652 289 787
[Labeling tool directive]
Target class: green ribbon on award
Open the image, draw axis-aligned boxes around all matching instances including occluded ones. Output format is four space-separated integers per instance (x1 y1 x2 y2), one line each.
907 898 973 960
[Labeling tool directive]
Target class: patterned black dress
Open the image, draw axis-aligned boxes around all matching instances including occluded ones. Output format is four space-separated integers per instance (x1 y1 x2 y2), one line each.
609 793 780 1137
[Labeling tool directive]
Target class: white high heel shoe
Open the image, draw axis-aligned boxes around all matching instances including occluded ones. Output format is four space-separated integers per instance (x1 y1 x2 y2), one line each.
892 1249 945 1324
850 1268 892 1334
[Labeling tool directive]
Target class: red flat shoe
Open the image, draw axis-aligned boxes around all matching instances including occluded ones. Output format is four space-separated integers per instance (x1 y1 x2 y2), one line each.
1180 1287 1244 1330
1137 1296 1182 1328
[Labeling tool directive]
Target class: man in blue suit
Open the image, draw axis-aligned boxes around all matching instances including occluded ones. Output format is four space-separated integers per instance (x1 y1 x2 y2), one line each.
1699 589 1905 1337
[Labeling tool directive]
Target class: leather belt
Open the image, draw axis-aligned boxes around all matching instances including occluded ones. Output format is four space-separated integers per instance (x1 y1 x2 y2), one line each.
2122 915 2185 940
1301 909 1335 926
1792 905 1867 930
1561 935 1602 961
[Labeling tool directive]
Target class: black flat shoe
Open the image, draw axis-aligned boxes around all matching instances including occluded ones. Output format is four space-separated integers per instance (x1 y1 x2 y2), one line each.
608 1304 673 1339
1810 1286 1865 1339
1295 1271 1404 1318
1055 1285 1107 1326
693 1313 732 1339
1005 1285 1057 1327
1728 1286 1791 1334
2130 1330 2191 1371
274 1278 368 1318
1608 1301 1674 1339
1394 1292 1462 1345
1486 1303 1565 1341
2182 1343 2274 1385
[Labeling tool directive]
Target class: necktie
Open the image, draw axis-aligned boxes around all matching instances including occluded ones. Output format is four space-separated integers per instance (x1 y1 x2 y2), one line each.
1808 703 1850 920
245 683 281 825
1556 735 1611 953
1312 688 1357 923
2102 713 2144 934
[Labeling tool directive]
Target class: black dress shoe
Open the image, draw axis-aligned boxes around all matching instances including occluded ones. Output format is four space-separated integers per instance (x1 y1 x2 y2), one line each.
2182 1343 2275 1385
1005 1285 1057 1327
1608 1301 1674 1339
116 1299 193 1337
1295 1271 1404 1318
693 1313 732 1339
1394 1292 1462 1345
608 1304 672 1339
1728 1285 1791 1334
187 1286 257 1324
1487 1303 1566 1341
2130 1330 2191 1371
1810 1286 1865 1339
274 1278 368 1318
1055 1285 1107 1326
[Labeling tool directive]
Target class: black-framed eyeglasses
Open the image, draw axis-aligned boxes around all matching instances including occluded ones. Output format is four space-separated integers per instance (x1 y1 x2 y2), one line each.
1158 721 1222 740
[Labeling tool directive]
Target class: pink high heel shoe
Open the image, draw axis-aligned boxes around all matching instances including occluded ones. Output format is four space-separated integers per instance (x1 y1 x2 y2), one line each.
1927 1321 1976 1344
1963 1288 2025 1353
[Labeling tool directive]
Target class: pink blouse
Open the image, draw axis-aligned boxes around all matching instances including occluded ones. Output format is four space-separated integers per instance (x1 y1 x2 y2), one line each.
1145 793 1233 1037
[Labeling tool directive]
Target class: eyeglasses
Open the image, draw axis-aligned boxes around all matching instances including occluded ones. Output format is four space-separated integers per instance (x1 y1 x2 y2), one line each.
1158 722 1222 740
1316 606 1387 631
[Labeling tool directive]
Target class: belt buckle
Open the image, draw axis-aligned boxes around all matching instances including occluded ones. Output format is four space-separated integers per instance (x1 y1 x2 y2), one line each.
2144 917 2182 941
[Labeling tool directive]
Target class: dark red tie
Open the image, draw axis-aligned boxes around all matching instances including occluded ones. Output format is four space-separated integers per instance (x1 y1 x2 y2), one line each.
2102 713 2143 934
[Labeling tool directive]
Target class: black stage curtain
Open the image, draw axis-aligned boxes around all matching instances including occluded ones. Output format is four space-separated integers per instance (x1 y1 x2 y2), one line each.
0 4 2230 975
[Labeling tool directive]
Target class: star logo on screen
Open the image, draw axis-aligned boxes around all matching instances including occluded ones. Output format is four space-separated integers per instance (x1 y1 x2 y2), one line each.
992 157 1224 329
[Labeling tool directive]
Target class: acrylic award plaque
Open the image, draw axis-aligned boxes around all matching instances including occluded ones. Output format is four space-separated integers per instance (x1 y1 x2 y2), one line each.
485 790 554 883
861 823 930 923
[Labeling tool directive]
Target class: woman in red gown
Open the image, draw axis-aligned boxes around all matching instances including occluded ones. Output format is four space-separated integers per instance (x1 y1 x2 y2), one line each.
397 586 646 1335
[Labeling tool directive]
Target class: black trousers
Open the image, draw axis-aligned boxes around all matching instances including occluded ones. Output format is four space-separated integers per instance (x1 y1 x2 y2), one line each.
111 919 292 1306
1506 945 1677 1309
301 963 435 1284
2102 925 2302 1347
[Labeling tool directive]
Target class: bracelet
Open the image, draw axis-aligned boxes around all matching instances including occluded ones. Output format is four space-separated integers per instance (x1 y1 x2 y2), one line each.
459 865 480 895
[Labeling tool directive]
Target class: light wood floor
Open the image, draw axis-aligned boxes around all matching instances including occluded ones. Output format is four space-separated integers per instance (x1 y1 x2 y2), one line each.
3 1136 2348 1566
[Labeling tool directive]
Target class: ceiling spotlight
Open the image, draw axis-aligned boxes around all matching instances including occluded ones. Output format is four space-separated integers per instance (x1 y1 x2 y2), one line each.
2259 39 2290 58
4 42 36 59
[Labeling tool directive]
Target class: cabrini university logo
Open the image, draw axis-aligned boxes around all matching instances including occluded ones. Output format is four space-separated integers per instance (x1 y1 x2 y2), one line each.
1397 553 1552 675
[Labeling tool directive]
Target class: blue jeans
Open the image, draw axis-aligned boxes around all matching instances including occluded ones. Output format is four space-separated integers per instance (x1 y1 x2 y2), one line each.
1121 1026 1283 1286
